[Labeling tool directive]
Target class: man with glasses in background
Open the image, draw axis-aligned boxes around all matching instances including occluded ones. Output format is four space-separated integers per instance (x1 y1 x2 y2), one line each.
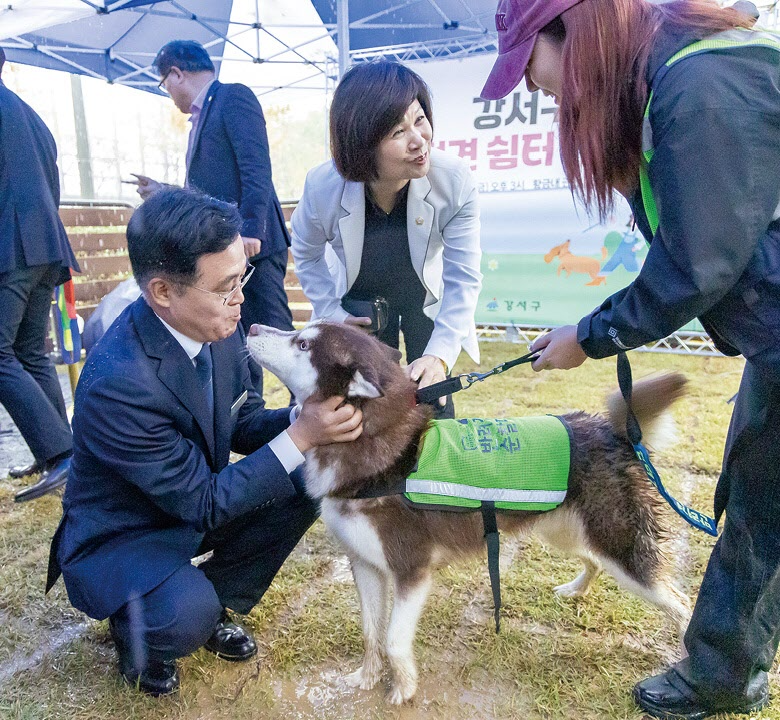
47 188 363 696
132 39 295 398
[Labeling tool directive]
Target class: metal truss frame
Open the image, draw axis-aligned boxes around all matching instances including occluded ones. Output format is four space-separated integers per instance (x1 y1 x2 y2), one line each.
349 34 497 63
2 0 498 94
476 324 722 357
3 0 776 97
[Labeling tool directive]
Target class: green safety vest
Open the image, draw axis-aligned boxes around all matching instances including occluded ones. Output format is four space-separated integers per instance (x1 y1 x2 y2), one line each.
640 27 780 236
404 416 571 512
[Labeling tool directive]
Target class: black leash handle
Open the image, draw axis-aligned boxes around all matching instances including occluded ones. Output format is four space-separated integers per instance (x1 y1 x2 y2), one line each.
415 349 541 405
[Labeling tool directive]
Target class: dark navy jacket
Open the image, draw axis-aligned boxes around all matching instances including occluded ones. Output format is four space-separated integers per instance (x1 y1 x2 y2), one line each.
186 80 290 259
49 298 297 620
577 27 780 382
0 81 78 279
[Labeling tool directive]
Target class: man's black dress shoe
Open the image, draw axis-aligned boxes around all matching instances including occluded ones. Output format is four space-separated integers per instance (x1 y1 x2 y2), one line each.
204 611 257 661
9 461 40 479
634 666 769 719
14 457 70 503
120 660 179 697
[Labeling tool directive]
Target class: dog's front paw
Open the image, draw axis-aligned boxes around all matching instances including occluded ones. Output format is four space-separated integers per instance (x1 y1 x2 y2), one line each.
344 665 380 691
387 663 417 705
387 680 416 705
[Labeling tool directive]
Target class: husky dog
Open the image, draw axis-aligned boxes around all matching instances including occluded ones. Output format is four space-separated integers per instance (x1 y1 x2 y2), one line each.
247 322 690 705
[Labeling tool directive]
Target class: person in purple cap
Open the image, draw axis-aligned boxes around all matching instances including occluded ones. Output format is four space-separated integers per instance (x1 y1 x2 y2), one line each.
482 0 780 718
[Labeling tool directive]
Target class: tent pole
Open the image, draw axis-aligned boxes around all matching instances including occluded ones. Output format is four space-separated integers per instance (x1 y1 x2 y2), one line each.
70 74 94 199
337 0 350 78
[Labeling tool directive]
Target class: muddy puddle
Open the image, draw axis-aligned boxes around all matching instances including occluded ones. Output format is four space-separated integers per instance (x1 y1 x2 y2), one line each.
268 667 504 719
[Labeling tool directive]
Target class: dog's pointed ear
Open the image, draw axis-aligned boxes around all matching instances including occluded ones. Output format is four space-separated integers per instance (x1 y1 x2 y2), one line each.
382 345 403 364
347 368 383 400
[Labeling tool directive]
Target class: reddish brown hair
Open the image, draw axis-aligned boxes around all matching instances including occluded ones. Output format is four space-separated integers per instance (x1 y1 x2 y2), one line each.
551 0 753 218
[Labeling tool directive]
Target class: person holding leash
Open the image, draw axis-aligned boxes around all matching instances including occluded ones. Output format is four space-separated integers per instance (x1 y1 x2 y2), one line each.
481 0 780 717
47 188 363 697
291 61 483 418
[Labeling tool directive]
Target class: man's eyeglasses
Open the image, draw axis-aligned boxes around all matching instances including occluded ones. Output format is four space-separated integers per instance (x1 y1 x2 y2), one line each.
157 69 172 93
188 264 255 306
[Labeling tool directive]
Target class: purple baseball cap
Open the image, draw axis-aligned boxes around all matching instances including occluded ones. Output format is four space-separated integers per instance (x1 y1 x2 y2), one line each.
481 0 585 100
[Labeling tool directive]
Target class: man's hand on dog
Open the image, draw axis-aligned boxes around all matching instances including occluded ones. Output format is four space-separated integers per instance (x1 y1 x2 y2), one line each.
530 325 587 372
407 354 448 406
287 395 363 452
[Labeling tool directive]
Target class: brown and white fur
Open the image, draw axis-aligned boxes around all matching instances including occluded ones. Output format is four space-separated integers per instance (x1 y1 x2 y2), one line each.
247 322 691 705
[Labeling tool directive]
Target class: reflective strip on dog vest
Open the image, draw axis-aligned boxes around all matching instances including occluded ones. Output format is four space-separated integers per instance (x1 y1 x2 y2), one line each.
404 416 571 512
640 28 780 237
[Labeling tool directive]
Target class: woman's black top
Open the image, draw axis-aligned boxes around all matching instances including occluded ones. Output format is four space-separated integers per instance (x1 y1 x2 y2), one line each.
343 183 427 314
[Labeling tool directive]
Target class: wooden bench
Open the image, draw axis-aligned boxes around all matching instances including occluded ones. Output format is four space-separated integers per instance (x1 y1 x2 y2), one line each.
61 203 313 326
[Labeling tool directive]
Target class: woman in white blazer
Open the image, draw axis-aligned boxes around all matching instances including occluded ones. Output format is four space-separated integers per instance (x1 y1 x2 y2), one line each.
291 61 482 417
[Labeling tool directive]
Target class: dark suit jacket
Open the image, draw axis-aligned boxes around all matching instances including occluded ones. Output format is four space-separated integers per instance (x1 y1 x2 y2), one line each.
0 81 78 279
49 298 297 620
186 81 290 259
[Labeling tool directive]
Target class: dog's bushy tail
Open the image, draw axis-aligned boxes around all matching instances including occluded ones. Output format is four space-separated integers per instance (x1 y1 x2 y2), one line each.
606 372 687 451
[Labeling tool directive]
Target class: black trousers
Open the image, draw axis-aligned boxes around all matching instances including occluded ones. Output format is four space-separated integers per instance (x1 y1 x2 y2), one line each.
110 486 318 671
681 361 780 697
0 263 72 463
240 249 295 398
240 249 294 333
377 308 454 419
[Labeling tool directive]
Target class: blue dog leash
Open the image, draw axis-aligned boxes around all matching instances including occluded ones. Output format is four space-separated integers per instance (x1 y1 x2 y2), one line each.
617 352 718 537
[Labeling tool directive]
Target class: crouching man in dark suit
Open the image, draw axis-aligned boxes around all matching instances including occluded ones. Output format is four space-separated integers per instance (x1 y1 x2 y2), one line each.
46 188 362 696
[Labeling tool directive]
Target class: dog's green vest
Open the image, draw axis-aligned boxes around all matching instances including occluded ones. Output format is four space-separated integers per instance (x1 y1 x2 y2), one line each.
404 416 571 511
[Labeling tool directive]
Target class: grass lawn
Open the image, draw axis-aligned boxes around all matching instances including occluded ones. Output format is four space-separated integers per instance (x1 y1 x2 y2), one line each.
1 343 775 719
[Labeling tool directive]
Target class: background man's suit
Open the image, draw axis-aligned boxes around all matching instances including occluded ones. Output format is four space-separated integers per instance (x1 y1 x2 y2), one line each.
186 80 294 334
48 298 316 660
0 79 79 467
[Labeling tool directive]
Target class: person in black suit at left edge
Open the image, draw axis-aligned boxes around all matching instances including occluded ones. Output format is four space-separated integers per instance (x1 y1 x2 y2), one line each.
132 40 295 351
0 48 79 502
47 187 363 696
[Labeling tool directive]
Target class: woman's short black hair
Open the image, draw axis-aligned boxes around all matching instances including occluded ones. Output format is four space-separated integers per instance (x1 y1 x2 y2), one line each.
329 61 434 183
153 40 215 77
128 187 241 291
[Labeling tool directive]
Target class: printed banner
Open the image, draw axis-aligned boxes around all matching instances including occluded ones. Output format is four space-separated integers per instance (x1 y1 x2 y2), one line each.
409 56 702 332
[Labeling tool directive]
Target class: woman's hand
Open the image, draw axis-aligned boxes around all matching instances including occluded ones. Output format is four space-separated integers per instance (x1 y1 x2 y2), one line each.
406 355 448 406
344 314 372 330
529 325 587 372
